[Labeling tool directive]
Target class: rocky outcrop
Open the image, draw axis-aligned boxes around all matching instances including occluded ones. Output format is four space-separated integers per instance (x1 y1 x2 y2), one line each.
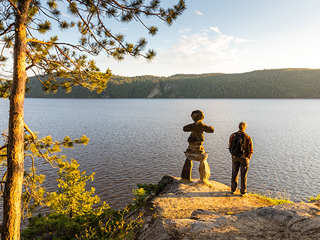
147 87 161 98
134 175 320 240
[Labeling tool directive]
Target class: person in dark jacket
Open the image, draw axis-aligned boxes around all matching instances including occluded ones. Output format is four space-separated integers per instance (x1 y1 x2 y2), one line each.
229 122 254 196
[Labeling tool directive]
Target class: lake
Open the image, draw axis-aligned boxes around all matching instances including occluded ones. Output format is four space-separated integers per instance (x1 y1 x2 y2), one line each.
1 98 320 209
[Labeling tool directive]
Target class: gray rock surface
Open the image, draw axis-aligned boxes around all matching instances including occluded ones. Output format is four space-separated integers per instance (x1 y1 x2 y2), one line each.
135 175 320 240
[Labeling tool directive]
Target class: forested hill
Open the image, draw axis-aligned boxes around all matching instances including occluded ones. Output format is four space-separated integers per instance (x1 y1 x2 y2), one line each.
25 68 320 98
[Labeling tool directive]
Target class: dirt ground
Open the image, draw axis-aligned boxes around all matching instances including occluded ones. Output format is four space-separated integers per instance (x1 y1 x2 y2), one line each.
134 175 320 240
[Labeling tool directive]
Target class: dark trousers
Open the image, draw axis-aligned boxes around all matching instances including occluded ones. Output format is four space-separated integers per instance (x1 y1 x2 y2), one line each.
231 157 250 194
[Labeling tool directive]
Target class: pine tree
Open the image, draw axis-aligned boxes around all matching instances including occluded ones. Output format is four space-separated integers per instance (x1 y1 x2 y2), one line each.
0 0 186 238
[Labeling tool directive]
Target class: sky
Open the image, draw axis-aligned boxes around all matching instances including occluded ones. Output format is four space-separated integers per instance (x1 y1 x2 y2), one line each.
96 0 320 77
2 0 320 77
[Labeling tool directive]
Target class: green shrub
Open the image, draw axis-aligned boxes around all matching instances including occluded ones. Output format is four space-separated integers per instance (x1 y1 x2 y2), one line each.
132 183 160 208
22 159 143 239
22 207 142 240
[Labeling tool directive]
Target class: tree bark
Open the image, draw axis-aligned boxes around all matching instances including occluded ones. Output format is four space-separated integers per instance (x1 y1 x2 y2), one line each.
1 0 30 238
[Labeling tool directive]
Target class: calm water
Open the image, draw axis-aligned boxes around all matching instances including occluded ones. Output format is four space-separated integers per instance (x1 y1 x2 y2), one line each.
0 98 320 209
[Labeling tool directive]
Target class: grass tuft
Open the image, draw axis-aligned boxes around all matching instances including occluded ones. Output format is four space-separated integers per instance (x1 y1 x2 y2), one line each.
248 191 293 205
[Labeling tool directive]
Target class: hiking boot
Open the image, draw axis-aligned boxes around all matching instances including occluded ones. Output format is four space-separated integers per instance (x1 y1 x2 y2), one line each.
241 193 248 197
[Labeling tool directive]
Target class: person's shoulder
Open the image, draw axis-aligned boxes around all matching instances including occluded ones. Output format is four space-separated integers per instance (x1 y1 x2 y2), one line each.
244 133 252 140
239 131 250 138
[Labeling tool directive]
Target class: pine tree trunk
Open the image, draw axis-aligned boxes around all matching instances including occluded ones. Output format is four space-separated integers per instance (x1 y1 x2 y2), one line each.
1 0 30 238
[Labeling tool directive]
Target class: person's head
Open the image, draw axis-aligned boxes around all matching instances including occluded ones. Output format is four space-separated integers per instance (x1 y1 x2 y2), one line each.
238 122 247 131
191 110 204 123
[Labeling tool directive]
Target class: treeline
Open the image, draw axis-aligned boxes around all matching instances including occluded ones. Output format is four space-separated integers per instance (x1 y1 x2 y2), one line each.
25 75 162 98
25 68 320 98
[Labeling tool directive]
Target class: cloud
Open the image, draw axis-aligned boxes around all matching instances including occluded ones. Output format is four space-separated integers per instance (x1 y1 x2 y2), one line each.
94 27 253 76
195 10 204 16
209 27 221 34
153 27 252 73
61 12 71 18
234 38 252 44
178 27 192 34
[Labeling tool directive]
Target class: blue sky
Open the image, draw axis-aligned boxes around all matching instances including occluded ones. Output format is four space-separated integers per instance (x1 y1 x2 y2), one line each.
2 0 320 77
97 0 320 77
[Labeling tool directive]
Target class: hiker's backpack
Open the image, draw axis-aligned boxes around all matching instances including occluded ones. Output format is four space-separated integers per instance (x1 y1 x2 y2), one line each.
229 133 245 157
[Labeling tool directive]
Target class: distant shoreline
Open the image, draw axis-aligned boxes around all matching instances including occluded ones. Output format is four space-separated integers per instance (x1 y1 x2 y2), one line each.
25 68 320 99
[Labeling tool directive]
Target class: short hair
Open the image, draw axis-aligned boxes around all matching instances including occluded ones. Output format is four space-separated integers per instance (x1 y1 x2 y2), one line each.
239 122 247 131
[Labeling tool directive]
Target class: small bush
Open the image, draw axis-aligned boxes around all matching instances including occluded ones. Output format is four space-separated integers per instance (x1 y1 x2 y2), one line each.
132 183 160 208
22 160 144 239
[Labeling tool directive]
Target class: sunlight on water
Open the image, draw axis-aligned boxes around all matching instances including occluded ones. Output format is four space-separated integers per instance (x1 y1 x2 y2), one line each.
1 98 320 210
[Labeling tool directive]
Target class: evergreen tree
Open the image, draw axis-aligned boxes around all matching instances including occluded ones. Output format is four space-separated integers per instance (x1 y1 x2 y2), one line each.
0 0 186 238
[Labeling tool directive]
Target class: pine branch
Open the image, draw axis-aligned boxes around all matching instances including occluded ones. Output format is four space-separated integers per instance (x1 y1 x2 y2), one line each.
7 0 20 15
26 38 54 45
0 23 15 37
38 6 61 23
1 34 14 55
24 154 35 182
24 123 36 142
0 172 7 198
0 144 7 151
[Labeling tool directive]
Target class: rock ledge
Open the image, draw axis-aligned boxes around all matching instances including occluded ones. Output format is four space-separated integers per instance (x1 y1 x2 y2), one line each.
134 175 320 240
